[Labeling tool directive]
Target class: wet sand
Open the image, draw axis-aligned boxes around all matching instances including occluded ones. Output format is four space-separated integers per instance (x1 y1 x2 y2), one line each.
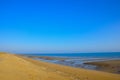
0 52 120 80
84 60 120 74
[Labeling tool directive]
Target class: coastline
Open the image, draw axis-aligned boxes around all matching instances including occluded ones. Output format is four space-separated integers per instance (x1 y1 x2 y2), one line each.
0 52 120 80
22 54 120 73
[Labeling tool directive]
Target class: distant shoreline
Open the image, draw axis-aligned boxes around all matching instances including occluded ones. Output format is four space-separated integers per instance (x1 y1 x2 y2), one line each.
22 54 120 74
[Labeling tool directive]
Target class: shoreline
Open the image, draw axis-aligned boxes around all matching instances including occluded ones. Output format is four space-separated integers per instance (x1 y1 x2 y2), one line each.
22 55 120 73
0 52 120 80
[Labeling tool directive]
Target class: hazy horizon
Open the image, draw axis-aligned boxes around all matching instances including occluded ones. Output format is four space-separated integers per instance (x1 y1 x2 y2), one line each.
0 0 120 53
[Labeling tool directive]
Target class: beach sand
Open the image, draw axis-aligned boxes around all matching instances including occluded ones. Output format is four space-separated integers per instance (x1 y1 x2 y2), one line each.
84 60 120 74
0 52 120 80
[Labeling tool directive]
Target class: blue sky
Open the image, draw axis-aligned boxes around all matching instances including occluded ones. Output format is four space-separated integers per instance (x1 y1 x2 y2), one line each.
0 0 120 53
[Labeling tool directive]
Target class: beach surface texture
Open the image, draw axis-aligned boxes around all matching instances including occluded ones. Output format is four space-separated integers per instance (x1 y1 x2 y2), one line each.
85 60 120 74
0 52 120 80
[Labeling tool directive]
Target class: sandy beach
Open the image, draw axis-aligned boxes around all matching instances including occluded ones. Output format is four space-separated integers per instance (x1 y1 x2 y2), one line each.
0 52 120 80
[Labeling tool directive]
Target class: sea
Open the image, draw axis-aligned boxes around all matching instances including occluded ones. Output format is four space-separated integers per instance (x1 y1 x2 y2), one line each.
23 52 120 70
25 52 120 57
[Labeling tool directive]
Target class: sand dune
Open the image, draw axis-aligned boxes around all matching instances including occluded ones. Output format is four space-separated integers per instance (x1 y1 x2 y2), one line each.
0 52 120 80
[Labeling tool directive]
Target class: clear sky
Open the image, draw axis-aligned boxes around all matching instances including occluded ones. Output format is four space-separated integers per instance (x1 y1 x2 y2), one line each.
0 0 120 53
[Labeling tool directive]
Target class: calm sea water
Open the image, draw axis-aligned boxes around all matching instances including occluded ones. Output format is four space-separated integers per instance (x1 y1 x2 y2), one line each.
23 52 120 70
25 52 120 58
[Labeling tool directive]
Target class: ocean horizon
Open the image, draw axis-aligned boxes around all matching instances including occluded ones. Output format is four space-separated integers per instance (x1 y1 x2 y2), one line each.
22 52 120 58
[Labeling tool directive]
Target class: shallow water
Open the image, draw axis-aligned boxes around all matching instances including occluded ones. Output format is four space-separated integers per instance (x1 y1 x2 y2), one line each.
23 53 120 70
